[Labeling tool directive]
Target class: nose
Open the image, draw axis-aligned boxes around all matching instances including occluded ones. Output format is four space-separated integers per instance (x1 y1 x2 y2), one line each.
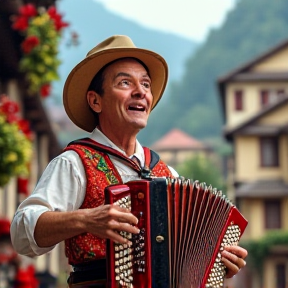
131 83 146 99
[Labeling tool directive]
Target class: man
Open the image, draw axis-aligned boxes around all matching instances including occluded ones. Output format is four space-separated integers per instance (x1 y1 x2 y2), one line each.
11 35 247 287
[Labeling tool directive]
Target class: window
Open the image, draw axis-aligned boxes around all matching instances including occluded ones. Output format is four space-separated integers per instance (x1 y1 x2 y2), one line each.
264 199 281 229
260 90 269 106
234 90 243 111
260 137 279 167
276 264 286 288
277 89 286 100
260 89 286 107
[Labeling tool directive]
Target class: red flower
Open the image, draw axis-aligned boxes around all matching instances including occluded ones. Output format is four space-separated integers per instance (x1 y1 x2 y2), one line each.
17 119 31 135
12 4 37 31
40 83 51 97
47 6 69 32
0 99 19 115
21 35 40 54
19 4 37 18
12 15 29 31
17 177 29 195
0 97 21 123
6 113 19 123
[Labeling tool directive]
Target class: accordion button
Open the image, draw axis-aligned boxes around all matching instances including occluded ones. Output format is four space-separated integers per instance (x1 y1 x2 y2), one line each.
156 235 165 243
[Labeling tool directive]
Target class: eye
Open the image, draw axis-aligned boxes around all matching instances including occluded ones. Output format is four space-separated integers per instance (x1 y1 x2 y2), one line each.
119 79 131 86
141 81 151 89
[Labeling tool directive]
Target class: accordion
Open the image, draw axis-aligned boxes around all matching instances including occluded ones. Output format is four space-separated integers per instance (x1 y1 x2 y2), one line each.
105 177 248 288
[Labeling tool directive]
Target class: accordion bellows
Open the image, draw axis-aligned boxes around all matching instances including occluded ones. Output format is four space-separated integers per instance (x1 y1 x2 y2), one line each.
105 177 248 288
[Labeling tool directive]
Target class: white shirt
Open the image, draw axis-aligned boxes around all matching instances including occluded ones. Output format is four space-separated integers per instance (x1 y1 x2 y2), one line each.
10 128 178 257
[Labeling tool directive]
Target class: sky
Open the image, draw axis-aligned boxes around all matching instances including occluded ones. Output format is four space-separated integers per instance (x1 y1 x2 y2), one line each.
93 0 236 42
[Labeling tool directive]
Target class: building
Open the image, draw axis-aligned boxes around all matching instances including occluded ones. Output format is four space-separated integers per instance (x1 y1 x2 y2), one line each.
0 1 65 287
218 38 288 288
150 128 213 168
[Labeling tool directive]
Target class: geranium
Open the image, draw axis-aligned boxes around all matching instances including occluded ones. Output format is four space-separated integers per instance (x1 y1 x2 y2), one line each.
40 83 51 98
0 95 33 187
12 4 37 31
12 4 69 98
21 35 40 54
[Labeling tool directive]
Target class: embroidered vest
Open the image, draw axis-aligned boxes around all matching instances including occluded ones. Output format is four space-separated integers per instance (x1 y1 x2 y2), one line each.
64 138 173 265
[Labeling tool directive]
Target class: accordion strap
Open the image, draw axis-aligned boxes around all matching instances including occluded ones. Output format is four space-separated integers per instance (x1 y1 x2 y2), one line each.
66 137 159 178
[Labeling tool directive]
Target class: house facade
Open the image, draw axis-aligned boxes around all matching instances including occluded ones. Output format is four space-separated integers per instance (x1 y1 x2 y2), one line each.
218 38 288 288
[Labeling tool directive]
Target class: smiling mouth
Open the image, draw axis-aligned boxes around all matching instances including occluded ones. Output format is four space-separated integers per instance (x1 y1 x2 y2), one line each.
128 105 145 112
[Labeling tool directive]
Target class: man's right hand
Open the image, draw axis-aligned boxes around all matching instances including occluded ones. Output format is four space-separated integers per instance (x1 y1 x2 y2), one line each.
82 204 140 244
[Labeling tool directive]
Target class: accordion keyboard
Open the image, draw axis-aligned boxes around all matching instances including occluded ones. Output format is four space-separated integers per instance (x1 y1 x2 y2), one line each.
113 195 147 287
205 224 241 288
114 196 134 287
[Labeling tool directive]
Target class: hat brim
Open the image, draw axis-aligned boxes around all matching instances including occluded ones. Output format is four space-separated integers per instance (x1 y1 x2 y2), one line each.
63 48 168 132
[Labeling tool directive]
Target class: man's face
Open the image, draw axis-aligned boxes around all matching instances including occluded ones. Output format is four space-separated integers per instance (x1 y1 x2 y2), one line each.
98 58 153 134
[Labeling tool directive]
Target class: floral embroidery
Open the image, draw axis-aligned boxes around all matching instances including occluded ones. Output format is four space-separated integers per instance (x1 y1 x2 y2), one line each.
63 143 173 264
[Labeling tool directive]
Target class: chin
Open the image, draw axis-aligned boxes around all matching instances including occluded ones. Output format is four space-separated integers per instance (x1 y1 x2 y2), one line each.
131 121 147 130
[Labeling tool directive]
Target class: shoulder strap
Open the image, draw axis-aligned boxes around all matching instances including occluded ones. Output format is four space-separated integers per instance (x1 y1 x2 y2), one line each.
143 147 160 170
67 138 159 178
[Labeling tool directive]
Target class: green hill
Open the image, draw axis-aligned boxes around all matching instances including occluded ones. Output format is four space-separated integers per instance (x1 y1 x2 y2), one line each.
51 0 196 103
139 0 288 146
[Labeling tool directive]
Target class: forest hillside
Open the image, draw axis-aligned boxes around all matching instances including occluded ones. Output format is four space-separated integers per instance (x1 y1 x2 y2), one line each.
139 0 288 146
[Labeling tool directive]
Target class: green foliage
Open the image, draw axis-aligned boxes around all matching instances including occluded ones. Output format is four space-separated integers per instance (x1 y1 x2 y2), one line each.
175 154 226 192
0 115 32 187
20 13 61 95
139 0 288 146
241 230 288 273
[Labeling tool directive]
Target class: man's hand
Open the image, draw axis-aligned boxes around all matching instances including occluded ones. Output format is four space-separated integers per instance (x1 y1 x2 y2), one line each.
34 205 139 248
82 204 140 244
221 245 248 278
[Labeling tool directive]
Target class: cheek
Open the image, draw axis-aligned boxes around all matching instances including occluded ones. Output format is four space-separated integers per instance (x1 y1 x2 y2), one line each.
148 93 154 109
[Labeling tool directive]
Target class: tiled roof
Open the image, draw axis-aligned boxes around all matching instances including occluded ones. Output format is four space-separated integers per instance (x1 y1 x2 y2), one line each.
236 179 288 198
151 129 207 151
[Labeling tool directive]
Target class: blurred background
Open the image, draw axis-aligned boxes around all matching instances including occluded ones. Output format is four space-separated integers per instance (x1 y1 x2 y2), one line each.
0 0 288 287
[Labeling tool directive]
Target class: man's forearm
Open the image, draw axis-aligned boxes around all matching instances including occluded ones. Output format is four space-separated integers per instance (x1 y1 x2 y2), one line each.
34 210 86 247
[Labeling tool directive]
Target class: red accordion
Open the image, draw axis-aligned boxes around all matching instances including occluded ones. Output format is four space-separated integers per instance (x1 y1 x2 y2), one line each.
105 177 248 288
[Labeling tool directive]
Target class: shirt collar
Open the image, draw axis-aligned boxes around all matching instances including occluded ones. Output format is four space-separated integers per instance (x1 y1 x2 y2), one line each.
90 128 145 167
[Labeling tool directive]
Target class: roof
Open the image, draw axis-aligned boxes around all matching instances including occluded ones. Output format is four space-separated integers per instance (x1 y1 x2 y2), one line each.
224 95 288 140
217 38 288 121
236 179 288 198
151 128 209 151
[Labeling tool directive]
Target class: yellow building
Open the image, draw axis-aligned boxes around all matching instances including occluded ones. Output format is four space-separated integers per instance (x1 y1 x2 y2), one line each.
218 38 288 288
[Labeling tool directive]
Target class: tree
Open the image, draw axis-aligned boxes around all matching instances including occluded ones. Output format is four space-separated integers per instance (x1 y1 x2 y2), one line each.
176 154 226 193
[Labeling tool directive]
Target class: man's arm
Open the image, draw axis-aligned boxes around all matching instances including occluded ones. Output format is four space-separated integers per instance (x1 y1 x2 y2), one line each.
34 204 139 248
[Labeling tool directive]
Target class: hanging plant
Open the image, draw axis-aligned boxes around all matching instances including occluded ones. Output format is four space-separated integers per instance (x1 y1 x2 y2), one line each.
241 230 288 274
11 4 69 98
0 95 33 187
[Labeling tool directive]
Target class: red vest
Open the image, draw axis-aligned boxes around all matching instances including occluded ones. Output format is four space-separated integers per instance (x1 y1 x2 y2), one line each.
63 139 173 265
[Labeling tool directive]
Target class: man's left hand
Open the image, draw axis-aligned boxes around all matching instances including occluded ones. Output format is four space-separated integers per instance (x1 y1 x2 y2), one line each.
221 245 248 278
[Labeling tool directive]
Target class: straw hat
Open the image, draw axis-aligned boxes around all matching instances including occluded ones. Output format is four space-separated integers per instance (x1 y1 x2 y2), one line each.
63 35 168 132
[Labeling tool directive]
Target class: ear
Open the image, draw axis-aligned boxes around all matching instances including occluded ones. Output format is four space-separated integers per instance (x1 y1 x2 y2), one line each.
87 91 102 113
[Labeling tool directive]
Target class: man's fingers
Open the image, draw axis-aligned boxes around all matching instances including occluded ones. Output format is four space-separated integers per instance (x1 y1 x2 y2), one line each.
110 205 138 225
106 229 133 245
221 257 241 278
111 220 140 234
105 221 140 244
224 245 248 259
221 246 247 278
116 213 138 226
